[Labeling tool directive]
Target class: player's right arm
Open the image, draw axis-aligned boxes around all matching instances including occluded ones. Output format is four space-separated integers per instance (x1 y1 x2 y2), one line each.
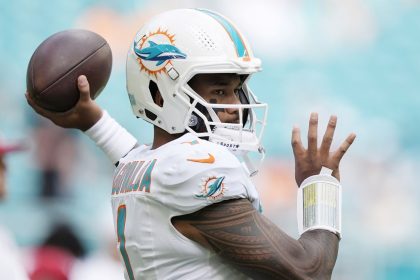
26 75 138 165
173 114 356 280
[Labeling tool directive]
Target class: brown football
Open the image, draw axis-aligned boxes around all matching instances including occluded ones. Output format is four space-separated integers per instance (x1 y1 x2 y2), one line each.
26 29 112 112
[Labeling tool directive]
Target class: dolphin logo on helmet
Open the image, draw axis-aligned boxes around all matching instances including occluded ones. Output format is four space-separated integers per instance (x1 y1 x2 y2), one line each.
134 41 187 66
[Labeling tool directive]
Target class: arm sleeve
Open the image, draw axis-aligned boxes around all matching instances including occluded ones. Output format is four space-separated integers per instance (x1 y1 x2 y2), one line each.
84 110 138 164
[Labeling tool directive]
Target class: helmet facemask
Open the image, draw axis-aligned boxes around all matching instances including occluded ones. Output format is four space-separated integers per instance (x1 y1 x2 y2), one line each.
181 73 266 152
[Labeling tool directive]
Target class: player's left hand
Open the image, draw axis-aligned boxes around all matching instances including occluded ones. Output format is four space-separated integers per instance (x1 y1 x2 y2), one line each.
291 112 356 186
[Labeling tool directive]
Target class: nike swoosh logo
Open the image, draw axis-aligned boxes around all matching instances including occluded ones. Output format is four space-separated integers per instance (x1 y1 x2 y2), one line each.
187 153 215 164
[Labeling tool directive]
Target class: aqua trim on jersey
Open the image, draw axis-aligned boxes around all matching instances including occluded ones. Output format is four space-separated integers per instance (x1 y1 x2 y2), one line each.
112 159 157 195
138 159 156 192
117 205 135 280
197 9 248 58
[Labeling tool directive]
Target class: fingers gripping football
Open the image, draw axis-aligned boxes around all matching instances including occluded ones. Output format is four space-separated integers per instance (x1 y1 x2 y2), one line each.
26 75 103 131
291 113 356 186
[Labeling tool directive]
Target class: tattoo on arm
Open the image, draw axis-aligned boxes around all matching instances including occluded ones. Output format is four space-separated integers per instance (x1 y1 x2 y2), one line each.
173 199 339 280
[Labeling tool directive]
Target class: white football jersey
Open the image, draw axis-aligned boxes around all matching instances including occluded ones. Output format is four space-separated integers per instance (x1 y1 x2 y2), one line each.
111 133 260 280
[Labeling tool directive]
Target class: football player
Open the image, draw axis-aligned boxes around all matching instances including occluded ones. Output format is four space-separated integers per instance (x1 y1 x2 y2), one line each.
27 9 356 280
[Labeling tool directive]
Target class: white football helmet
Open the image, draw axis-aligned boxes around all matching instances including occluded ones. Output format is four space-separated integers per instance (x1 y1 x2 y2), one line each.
126 8 268 174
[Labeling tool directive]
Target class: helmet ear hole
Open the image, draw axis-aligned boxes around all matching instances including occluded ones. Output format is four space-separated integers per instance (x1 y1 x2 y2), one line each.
189 103 210 133
149 80 164 107
145 109 157 121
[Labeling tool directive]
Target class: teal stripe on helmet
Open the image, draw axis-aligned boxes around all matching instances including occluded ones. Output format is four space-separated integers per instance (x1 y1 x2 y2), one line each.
197 9 248 58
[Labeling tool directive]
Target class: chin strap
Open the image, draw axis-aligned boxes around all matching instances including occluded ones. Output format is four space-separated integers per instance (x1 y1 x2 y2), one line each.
240 149 265 177
208 126 264 177
297 167 342 239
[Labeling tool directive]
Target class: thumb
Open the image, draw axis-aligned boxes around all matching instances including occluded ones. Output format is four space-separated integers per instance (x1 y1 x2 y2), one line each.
78 75 91 101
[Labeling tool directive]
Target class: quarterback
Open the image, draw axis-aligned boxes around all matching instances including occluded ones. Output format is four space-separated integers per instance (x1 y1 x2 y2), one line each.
27 9 356 280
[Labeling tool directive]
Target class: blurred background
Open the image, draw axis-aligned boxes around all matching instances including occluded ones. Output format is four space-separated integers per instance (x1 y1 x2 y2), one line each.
1 0 420 279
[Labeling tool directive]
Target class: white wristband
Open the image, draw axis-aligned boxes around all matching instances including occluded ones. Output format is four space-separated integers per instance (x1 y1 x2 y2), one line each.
297 168 342 239
84 110 137 164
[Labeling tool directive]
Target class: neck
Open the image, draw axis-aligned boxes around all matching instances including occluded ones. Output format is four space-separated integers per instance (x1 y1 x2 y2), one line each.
152 126 183 149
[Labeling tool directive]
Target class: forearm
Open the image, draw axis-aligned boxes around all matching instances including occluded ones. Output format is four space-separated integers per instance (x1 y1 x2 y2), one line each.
243 214 339 280
298 230 339 279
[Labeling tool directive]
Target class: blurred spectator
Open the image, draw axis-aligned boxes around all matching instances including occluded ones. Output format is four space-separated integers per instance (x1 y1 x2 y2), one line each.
70 212 124 280
27 223 86 280
0 137 28 279
31 118 78 198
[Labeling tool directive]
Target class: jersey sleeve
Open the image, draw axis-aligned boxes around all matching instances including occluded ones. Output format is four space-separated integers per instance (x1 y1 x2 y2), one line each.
152 139 260 215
